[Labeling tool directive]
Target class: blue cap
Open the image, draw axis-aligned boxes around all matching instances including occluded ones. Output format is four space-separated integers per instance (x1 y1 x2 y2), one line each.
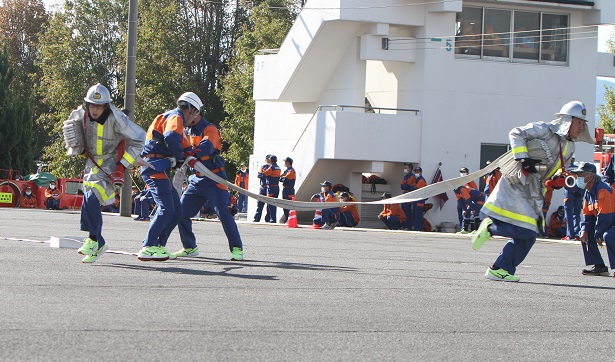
569 162 596 174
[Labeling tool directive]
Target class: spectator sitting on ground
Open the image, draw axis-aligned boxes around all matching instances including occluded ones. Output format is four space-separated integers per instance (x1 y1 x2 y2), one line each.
378 192 406 230
310 193 324 227
319 180 341 230
45 181 62 210
20 186 37 208
548 205 567 239
339 192 360 227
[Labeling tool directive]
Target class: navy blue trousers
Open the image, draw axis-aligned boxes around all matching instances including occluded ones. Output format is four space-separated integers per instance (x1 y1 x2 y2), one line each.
178 177 242 252
80 190 106 247
141 177 181 248
490 218 537 275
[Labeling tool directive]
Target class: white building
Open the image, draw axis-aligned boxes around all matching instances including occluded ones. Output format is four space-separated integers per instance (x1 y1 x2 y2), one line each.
249 0 615 229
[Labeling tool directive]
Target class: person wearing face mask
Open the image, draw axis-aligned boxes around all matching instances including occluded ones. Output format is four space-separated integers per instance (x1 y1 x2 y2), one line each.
410 167 427 231
44 181 62 210
570 162 615 277
20 186 37 208
63 83 146 263
234 163 249 213
400 163 415 230
472 101 593 282
548 205 567 239
136 92 201 261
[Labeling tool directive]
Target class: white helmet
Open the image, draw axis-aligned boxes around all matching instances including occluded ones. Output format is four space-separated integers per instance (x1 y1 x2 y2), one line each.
84 83 111 104
177 92 203 112
556 101 587 121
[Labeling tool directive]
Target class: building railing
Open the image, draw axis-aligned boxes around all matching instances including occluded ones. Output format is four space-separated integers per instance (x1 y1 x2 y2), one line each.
292 105 420 152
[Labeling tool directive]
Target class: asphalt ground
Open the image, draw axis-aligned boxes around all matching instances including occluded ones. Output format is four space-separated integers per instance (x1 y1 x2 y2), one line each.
1 208 615 361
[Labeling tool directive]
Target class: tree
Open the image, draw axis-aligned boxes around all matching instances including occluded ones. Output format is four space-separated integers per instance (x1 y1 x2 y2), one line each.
37 0 129 177
0 0 49 169
598 27 615 132
0 45 35 174
218 0 300 170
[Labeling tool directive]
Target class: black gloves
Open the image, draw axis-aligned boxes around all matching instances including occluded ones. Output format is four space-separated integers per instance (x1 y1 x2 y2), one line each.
520 158 540 174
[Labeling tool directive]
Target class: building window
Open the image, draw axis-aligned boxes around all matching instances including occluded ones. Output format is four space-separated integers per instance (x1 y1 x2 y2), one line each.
456 6 568 64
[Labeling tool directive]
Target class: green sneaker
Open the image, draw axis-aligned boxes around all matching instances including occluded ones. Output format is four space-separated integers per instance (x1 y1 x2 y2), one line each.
472 218 493 251
82 244 108 263
231 247 243 261
485 268 520 282
456 230 468 235
137 246 169 261
173 247 200 258
77 237 98 255
157 246 177 260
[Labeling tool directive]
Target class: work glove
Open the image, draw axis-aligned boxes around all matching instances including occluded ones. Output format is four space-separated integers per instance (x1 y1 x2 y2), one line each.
520 158 540 174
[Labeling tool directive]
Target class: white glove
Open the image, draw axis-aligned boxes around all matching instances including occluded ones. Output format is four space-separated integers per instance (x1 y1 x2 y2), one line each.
62 119 84 156
172 165 186 193
139 195 146 201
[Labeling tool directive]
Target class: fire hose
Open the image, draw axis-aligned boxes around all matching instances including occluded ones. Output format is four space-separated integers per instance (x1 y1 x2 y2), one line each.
181 151 513 212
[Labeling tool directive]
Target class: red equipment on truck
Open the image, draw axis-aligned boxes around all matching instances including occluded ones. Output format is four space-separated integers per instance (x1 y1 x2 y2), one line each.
0 169 83 209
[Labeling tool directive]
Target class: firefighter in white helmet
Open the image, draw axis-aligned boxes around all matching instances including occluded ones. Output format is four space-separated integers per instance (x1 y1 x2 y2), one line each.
136 91 202 261
471 101 592 282
62 83 146 263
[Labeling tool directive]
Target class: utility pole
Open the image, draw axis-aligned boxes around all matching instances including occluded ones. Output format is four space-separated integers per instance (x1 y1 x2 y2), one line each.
120 0 138 217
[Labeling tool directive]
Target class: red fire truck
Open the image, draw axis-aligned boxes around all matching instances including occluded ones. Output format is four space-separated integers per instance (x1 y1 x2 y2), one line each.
0 169 84 209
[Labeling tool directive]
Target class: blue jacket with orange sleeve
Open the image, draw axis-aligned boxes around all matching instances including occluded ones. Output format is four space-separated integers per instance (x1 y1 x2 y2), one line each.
400 173 416 193
280 167 296 189
263 163 281 187
580 180 615 240
185 117 225 173
141 108 192 178
235 171 249 189
454 186 485 204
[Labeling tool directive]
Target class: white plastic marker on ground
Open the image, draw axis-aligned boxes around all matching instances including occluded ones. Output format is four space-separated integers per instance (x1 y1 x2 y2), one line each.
185 150 513 212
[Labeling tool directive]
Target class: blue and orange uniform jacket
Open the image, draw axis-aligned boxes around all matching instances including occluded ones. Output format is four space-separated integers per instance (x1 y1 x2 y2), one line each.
400 173 416 194
580 180 615 240
456 181 478 201
185 117 227 190
413 175 427 206
454 186 485 205
340 203 360 223
20 193 37 208
234 171 249 189
263 163 281 196
280 167 296 191
483 170 501 195
141 108 192 179
380 203 407 222
323 190 340 213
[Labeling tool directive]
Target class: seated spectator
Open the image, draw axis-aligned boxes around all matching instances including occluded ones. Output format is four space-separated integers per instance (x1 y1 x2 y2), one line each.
134 187 155 221
378 192 406 230
548 206 567 239
102 193 120 213
310 193 324 228
319 180 340 230
338 192 360 227
45 181 62 210
20 186 37 208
